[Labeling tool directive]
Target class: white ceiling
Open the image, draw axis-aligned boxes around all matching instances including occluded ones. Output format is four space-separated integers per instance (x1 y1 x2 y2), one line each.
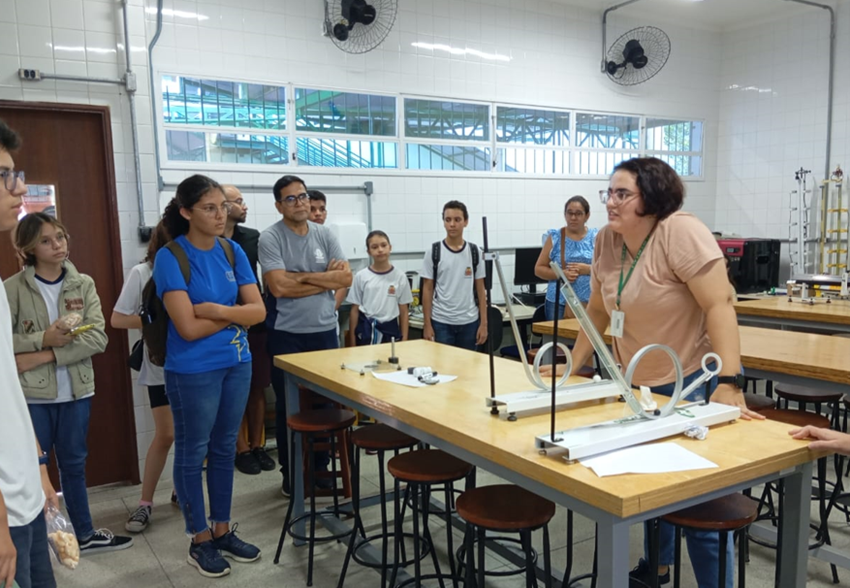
553 0 841 31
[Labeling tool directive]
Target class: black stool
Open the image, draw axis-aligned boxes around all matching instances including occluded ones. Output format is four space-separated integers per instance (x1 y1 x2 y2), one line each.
456 484 556 588
774 383 843 429
337 424 420 588
274 408 356 586
660 494 758 588
387 449 474 588
744 393 775 413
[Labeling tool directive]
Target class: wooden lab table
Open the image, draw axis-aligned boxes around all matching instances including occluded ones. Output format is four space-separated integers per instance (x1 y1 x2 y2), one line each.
734 296 850 333
275 340 820 588
534 320 850 395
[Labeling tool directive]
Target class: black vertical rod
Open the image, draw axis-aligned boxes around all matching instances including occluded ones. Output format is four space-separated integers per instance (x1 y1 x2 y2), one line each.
482 217 497 411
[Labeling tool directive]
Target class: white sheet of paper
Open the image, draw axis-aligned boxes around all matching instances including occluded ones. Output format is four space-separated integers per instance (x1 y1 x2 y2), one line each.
579 443 718 477
372 370 458 388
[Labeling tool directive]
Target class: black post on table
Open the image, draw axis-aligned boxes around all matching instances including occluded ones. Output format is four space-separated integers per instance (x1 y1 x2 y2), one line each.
482 217 498 414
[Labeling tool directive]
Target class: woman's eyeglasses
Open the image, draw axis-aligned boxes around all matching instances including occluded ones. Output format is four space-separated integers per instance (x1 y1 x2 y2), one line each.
599 188 640 206
193 202 234 217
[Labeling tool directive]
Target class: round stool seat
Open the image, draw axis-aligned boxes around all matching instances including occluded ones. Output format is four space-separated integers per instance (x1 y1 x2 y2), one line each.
456 485 555 532
662 493 758 532
287 408 356 433
352 424 418 451
774 383 843 404
744 394 775 413
387 449 472 484
759 408 831 429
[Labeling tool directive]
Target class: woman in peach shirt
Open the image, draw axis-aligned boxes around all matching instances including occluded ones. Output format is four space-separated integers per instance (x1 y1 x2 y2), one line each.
545 157 761 588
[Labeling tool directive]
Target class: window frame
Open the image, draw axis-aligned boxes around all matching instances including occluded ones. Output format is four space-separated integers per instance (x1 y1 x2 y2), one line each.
157 72 705 181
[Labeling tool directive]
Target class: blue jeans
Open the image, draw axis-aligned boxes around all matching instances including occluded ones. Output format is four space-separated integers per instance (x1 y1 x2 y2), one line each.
10 511 56 588
28 398 94 540
431 319 479 351
166 362 251 536
268 328 338 492
641 366 734 588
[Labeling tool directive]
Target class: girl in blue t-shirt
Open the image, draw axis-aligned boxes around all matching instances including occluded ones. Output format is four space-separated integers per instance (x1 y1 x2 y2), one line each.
534 196 598 320
153 175 265 578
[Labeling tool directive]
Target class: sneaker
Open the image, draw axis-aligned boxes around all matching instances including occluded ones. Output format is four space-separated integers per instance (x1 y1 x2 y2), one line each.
629 559 670 587
125 505 151 533
212 524 261 563
188 540 231 578
79 529 134 555
252 447 276 471
281 474 290 498
171 491 180 509
235 450 261 475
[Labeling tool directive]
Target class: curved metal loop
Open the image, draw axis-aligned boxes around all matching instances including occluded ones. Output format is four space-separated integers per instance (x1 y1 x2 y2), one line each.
623 344 684 420
530 342 572 391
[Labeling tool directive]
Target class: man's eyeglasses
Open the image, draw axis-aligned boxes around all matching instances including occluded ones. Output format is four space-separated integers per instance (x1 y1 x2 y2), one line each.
193 202 233 217
226 198 244 207
0 170 25 191
599 188 640 206
281 193 310 206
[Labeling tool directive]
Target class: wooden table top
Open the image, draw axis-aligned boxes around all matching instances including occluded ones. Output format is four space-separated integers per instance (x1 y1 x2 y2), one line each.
533 320 850 386
276 340 825 519
734 297 850 326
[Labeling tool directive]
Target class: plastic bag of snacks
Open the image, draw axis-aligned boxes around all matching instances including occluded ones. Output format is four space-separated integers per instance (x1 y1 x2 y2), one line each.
45 505 80 570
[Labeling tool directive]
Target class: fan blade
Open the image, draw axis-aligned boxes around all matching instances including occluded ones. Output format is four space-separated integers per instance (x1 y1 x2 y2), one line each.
340 0 354 20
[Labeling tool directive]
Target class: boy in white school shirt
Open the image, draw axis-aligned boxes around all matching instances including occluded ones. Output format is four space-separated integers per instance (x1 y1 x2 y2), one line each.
349 230 412 345
0 119 58 588
420 200 488 351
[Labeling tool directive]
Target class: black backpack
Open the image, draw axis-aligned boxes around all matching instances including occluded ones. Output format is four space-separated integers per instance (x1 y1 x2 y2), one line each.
141 238 236 367
431 240 480 302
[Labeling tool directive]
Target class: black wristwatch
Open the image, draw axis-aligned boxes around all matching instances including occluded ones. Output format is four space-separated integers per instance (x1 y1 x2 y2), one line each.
717 374 746 389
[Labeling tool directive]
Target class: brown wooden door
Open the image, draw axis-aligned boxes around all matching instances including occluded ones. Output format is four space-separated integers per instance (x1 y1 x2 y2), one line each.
0 101 139 487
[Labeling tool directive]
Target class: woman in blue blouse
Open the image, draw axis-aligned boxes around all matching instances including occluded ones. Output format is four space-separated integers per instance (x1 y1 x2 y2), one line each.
534 196 598 319
153 175 265 578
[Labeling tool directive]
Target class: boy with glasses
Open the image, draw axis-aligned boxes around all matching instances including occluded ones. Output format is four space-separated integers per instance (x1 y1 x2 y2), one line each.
258 175 352 496
0 119 59 588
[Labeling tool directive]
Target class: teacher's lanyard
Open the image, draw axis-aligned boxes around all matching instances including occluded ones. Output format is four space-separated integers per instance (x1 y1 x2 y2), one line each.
616 235 652 310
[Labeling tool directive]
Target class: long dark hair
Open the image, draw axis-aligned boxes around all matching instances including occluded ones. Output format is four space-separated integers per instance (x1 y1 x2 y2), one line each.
144 221 170 264
162 175 222 237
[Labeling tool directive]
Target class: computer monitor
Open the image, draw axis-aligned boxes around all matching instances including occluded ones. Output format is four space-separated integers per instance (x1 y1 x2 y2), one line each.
514 247 547 291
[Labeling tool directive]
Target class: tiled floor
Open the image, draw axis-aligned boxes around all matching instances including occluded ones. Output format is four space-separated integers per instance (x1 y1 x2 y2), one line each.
56 448 849 588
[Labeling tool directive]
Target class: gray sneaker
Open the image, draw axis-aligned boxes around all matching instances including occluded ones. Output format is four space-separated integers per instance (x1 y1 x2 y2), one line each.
125 506 151 533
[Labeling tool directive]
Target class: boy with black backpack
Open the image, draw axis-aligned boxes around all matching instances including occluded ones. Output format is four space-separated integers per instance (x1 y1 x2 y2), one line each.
420 200 488 351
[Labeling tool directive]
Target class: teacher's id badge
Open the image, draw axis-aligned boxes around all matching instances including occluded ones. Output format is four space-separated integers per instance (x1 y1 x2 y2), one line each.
611 310 625 338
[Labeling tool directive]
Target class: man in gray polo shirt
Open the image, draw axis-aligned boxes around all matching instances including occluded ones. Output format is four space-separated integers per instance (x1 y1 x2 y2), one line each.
259 175 352 495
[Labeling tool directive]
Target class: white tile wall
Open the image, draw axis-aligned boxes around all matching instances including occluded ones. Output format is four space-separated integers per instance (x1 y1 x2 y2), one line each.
1 0 728 483
714 5 848 276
